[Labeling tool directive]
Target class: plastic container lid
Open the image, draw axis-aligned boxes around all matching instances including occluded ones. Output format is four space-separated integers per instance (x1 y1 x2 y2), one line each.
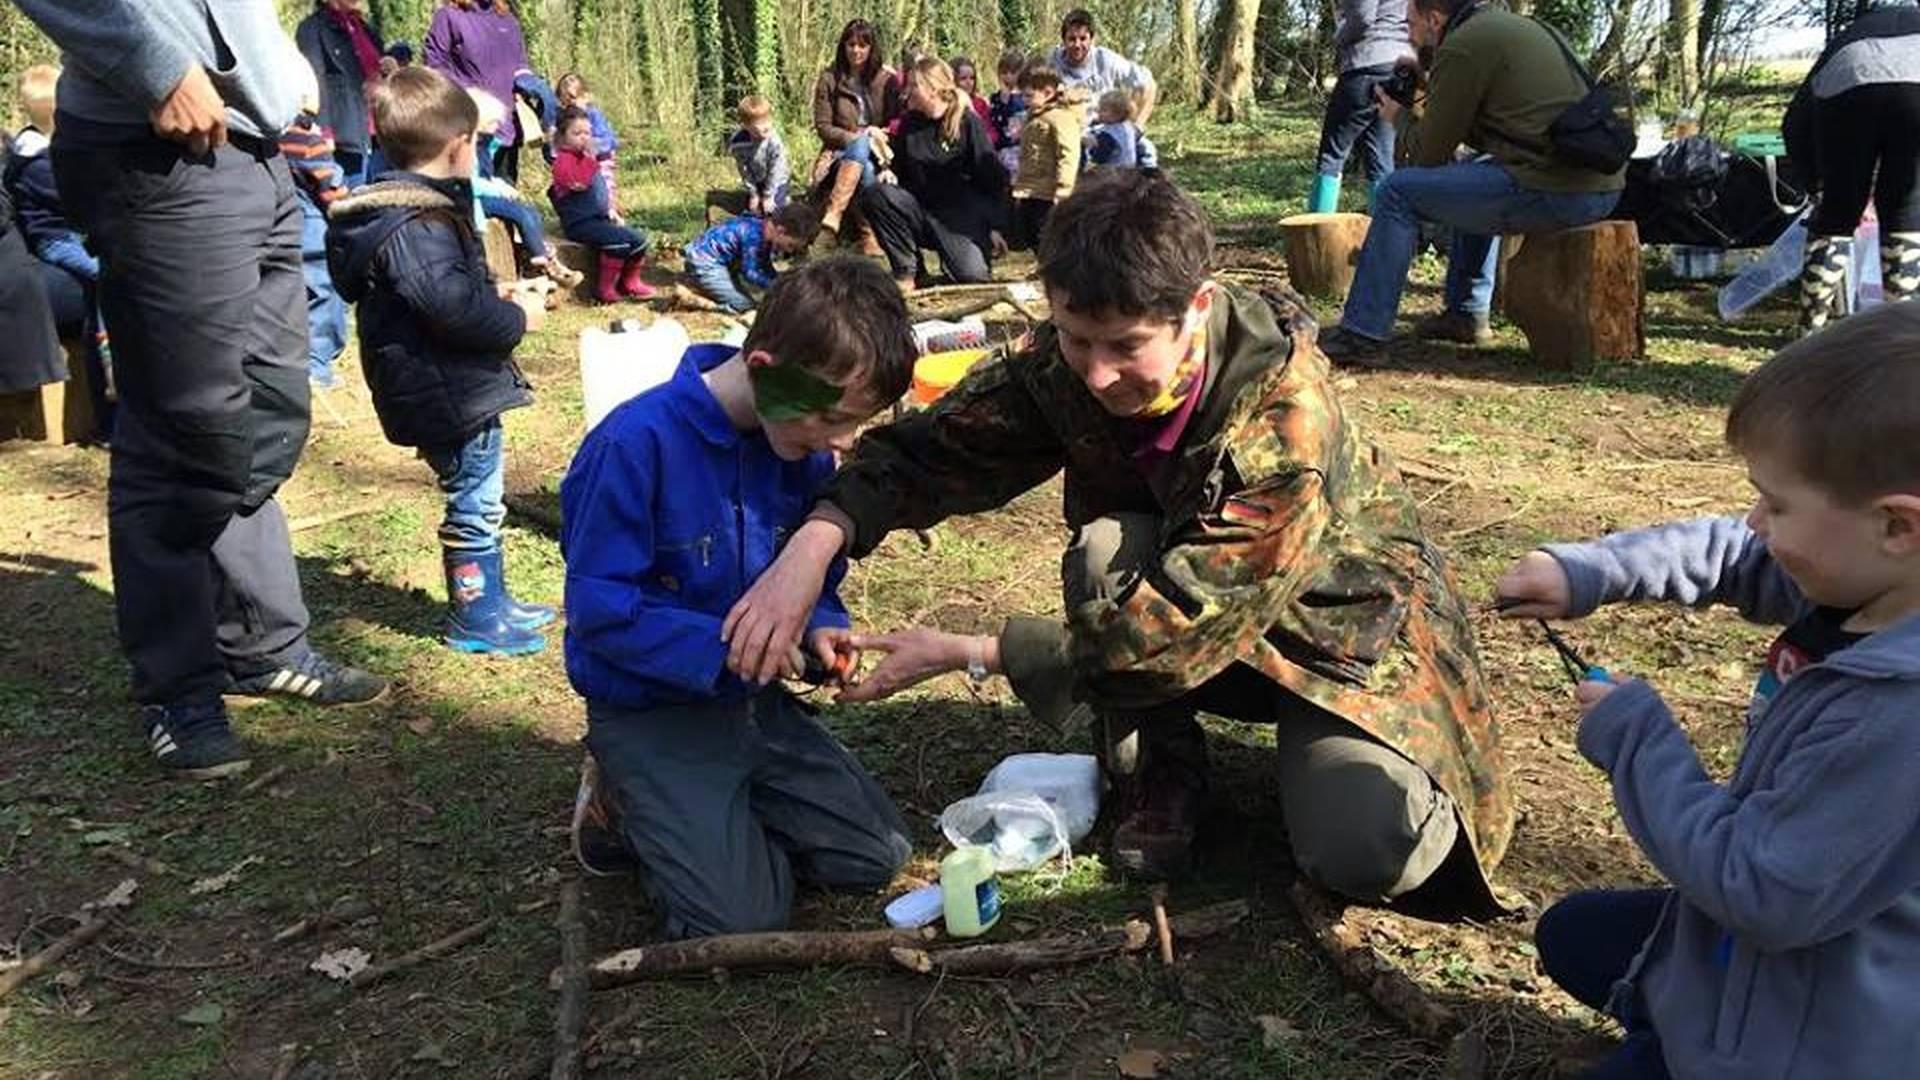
911 349 990 405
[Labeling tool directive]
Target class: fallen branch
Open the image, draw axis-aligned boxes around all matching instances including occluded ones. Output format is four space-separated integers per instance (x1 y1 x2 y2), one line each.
240 764 290 795
0 879 137 1001
1149 885 1176 967
1287 882 1455 1040
568 926 936 990
549 881 586 1080
1442 494 1539 542
889 899 1248 977
98 941 245 971
349 916 497 989
287 505 382 534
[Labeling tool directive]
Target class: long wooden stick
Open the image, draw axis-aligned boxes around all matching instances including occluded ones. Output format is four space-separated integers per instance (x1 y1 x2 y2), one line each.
568 926 936 990
350 916 497 989
549 881 586 1080
1287 882 1456 1040
1149 885 1176 966
0 880 136 1000
889 900 1249 977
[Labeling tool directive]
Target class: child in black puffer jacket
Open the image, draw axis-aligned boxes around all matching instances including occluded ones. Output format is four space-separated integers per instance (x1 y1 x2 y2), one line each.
326 66 553 657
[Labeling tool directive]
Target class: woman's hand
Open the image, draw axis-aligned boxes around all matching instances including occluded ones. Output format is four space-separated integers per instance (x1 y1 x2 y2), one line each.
1492 551 1572 619
836 629 989 703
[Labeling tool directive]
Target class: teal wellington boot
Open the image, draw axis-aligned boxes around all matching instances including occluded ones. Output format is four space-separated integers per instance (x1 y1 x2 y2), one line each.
1307 173 1341 214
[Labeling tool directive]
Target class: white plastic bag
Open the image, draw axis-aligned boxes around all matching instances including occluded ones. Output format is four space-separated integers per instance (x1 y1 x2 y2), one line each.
578 317 690 433
977 753 1101 843
939 792 1069 872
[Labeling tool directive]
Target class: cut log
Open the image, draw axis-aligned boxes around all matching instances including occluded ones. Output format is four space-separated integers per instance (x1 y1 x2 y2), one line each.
0 339 95 445
1287 882 1456 1040
889 899 1248 977
483 218 520 284
1501 221 1645 369
1278 212 1372 299
566 926 936 989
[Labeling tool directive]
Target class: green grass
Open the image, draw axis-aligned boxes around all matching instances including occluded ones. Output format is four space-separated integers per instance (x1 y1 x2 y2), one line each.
0 75 1804 1079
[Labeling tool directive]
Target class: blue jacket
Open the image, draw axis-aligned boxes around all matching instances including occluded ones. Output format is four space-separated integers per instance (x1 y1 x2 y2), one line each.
1088 120 1158 170
560 345 850 711
0 135 82 256
1546 516 1920 1079
325 172 531 449
681 216 776 290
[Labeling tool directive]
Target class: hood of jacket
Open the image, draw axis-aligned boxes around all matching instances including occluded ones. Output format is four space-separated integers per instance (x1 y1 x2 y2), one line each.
326 173 476 304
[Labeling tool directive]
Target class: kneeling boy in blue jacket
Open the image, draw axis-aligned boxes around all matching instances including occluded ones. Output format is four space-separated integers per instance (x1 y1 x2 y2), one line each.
1494 301 1920 1079
327 66 554 657
560 256 918 937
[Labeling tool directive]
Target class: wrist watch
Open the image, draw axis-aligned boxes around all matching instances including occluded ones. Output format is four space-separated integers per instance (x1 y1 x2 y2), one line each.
965 637 990 686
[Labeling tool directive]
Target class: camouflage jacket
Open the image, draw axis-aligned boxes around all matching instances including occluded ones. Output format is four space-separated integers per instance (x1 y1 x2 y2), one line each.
821 284 1514 895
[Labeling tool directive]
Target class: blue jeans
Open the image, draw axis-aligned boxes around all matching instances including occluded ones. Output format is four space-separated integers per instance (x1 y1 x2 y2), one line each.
1535 889 1675 1080
36 233 99 282
1316 65 1397 185
1339 161 1622 340
513 73 558 136
837 134 877 188
298 191 348 385
683 256 754 312
422 420 506 552
479 195 550 259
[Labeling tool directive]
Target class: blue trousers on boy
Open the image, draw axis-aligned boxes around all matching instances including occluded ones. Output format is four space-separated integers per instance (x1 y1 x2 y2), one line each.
585 689 911 939
420 419 506 552
1536 888 1675 1079
1338 160 1620 341
298 189 348 387
683 256 755 313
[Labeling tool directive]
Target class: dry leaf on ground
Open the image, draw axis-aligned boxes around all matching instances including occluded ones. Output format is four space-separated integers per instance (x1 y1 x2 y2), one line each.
1117 1047 1165 1078
1255 1014 1303 1048
309 946 371 981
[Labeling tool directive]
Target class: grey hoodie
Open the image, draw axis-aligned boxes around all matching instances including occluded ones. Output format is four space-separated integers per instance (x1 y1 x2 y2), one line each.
1546 516 1920 1079
12 0 303 142
1335 0 1415 74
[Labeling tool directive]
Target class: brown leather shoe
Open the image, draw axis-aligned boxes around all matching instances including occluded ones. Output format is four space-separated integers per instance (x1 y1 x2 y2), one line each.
818 158 862 237
1413 310 1494 345
1099 712 1208 881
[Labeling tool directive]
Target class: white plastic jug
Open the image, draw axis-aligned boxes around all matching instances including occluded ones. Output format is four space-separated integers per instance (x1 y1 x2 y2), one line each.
578 318 690 433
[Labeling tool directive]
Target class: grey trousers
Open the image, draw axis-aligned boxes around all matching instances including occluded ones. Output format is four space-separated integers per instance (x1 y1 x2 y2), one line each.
54 135 314 705
1067 513 1461 901
585 690 912 939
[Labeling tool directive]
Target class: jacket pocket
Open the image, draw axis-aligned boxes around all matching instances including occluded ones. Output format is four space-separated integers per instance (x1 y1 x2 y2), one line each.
1712 940 1759 1057
1265 530 1417 686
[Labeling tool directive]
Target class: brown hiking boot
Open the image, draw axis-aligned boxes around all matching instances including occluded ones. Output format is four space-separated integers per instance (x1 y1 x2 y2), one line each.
1098 712 1208 881
818 158 862 237
1413 310 1493 345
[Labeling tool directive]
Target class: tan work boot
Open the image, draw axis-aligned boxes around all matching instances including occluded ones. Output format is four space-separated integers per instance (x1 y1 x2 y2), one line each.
818 158 862 238
1099 711 1209 881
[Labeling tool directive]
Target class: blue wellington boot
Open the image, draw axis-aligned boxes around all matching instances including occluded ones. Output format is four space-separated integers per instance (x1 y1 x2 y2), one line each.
444 548 546 656
1307 173 1341 214
496 563 558 631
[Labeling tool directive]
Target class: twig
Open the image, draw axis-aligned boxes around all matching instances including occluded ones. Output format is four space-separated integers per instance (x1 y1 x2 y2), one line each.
0 879 137 1000
889 900 1247 976
97 941 244 971
1149 885 1176 966
567 926 937 989
549 880 586 1080
349 915 498 989
1442 494 1539 541
287 505 381 534
1287 881 1456 1040
240 764 290 795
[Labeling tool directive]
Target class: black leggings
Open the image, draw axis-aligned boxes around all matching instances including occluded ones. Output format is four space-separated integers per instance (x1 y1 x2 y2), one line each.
1810 82 1920 237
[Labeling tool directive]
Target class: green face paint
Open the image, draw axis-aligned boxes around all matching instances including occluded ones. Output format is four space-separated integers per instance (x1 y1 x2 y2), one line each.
750 362 844 422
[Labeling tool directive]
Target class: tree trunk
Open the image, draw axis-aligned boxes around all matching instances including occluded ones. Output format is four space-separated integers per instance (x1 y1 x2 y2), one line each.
1212 0 1259 122
1589 0 1640 81
1666 0 1700 108
1174 0 1202 103
693 0 726 123
999 0 1034 48
1502 221 1646 369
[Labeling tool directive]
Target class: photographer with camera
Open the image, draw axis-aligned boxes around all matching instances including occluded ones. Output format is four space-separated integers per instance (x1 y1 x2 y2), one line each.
1306 0 1415 213
1317 0 1628 368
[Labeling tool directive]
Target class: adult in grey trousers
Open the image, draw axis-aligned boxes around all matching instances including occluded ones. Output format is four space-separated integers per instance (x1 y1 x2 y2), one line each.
13 0 385 777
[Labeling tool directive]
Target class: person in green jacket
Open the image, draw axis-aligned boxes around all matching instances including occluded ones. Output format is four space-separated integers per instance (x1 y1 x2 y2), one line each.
1318 0 1625 368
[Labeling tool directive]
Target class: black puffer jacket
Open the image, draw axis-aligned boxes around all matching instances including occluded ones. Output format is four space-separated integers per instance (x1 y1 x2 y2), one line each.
326 172 531 449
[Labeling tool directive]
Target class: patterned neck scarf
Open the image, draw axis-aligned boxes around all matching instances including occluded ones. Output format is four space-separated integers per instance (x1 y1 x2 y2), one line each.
1130 318 1208 419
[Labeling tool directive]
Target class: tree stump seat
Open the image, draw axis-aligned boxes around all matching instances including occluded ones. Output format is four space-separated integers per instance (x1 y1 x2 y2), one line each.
1278 212 1371 300
1499 220 1645 369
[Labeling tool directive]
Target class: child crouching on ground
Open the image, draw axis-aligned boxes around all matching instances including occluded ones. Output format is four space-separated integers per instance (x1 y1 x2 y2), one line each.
1008 61 1081 251
1088 89 1158 171
678 201 821 314
560 256 918 937
1495 302 1920 1079
550 106 655 303
326 66 555 657
728 94 791 215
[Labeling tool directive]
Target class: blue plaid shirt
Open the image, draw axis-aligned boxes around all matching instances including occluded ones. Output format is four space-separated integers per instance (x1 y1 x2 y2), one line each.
681 215 776 290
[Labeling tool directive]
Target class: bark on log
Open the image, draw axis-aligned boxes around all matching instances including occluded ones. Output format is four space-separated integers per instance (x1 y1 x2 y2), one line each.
1279 213 1372 299
1502 221 1646 369
568 926 937 989
889 900 1249 976
483 219 520 284
1288 882 1456 1040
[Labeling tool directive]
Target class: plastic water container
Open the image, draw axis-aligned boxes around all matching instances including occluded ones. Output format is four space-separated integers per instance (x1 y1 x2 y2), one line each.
939 846 1002 938
937 752 1103 873
578 317 690 433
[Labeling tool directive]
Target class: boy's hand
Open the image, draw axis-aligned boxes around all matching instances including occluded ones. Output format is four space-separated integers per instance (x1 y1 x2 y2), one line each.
1492 551 1572 619
724 518 844 684
805 627 858 686
512 289 548 332
836 629 979 703
1575 677 1618 715
151 64 228 157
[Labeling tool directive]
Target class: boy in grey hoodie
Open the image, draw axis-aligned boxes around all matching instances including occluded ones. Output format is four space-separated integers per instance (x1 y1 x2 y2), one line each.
1494 301 1920 1079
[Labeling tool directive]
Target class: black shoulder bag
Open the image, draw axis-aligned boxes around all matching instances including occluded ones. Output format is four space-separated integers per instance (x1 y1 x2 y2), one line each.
1536 20 1634 175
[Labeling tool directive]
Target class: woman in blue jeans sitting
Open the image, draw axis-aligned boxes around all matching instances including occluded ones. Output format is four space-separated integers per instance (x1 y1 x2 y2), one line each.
811 19 901 240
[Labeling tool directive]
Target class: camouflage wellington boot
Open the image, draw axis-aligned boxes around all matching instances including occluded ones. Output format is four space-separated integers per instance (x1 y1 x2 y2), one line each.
1882 231 1920 304
1800 233 1852 334
1098 710 1209 881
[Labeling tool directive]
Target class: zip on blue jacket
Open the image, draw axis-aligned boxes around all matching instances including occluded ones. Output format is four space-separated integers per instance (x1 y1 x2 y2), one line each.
682 215 777 291
560 344 849 710
1545 515 1920 1080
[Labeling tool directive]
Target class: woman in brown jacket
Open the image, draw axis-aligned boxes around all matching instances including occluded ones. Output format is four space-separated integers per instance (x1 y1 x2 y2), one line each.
811 19 899 238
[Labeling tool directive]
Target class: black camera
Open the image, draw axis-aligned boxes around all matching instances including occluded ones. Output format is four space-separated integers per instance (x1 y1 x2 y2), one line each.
1381 63 1420 107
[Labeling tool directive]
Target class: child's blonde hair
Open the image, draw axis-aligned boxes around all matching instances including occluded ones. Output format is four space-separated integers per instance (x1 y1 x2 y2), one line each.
555 72 591 108
736 94 772 125
17 64 59 130
467 87 507 136
1097 88 1135 121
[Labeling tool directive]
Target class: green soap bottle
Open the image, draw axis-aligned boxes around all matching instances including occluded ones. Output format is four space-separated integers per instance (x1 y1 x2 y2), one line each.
939 846 1002 938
